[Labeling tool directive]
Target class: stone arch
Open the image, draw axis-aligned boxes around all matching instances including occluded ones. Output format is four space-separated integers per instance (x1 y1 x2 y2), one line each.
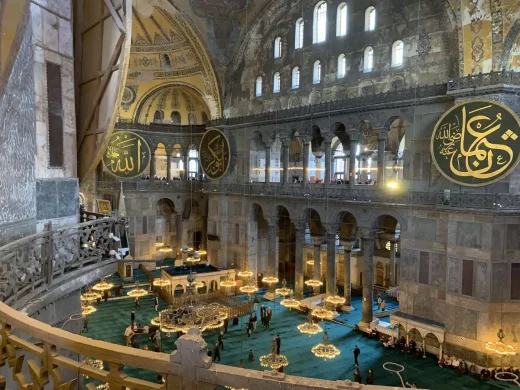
371 213 406 233
300 208 324 237
309 90 322 105
500 19 520 70
183 198 200 220
198 281 207 294
174 284 184 297
335 211 358 240
209 280 218 292
408 327 425 342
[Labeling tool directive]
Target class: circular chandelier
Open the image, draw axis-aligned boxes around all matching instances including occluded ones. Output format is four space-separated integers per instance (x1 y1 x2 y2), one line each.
298 314 323 336
306 259 315 265
305 279 323 287
181 246 193 253
220 272 236 288
186 256 200 264
485 329 517 356
153 278 171 287
159 246 173 253
237 270 253 278
259 353 289 370
192 281 205 289
311 307 334 320
280 298 300 309
153 303 226 334
127 282 148 298
81 291 101 302
239 285 258 294
92 279 113 292
326 295 346 306
311 331 340 361
155 242 164 248
275 279 292 296
262 276 279 284
195 250 207 256
82 305 97 315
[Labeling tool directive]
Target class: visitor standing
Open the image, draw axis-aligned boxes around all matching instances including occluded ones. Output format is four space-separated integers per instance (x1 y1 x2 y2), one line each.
104 290 109 302
248 349 255 361
353 345 361 366
131 310 135 323
223 317 229 333
252 313 257 330
82 315 89 333
154 330 161 352
271 337 277 355
247 321 252 337
253 295 259 311
354 368 362 383
213 343 221 361
154 295 159 312
135 296 141 309
218 332 224 350
377 294 382 310
366 369 374 384
260 305 266 327
275 334 281 354
381 300 386 311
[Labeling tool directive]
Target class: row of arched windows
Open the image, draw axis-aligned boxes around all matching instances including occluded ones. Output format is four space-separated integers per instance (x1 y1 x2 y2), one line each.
255 41 404 96
275 3 376 59
152 110 209 125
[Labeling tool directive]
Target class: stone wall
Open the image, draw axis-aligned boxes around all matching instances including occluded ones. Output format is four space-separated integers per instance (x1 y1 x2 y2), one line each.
0 21 36 245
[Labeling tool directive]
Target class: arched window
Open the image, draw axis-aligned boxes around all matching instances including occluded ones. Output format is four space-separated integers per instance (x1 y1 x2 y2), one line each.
313 1 327 44
153 110 163 123
337 54 346 78
313 60 321 84
336 3 347 36
274 37 282 59
392 40 404 67
201 112 209 124
255 76 263 97
333 143 346 180
273 72 281 93
171 111 181 125
292 67 300 89
364 46 374 72
295 18 304 49
188 149 199 178
365 6 376 31
188 113 196 125
162 54 172 69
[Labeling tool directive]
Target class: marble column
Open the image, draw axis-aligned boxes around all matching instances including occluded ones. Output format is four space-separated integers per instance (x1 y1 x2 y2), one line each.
349 141 357 187
340 239 355 306
343 156 349 183
265 146 271 183
295 228 305 300
282 143 289 184
389 240 396 286
377 137 386 187
326 233 336 297
324 140 332 185
166 153 172 181
184 154 189 180
150 153 156 181
362 233 375 324
312 235 323 294
302 141 310 185
267 224 278 279
176 213 183 251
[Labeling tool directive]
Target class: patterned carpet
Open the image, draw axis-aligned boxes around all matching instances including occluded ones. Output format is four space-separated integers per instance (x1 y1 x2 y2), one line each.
83 290 515 390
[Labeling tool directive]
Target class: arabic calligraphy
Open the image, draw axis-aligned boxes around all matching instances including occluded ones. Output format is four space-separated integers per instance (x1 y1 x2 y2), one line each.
102 131 151 179
199 128 231 180
431 100 520 187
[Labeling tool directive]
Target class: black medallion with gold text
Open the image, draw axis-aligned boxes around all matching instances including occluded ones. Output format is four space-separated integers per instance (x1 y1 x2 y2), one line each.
102 131 151 179
431 100 520 187
199 128 231 180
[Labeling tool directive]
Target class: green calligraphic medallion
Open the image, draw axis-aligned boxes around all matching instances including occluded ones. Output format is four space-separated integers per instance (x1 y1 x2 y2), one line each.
102 131 151 179
199 128 231 180
431 100 520 187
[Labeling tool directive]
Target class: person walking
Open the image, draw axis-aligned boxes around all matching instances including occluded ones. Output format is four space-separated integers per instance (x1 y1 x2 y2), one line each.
154 295 159 312
381 300 386 312
253 295 259 311
275 334 281 354
131 310 135 323
353 345 361 366
252 313 257 330
260 305 266 327
248 349 255 362
271 337 277 355
154 330 161 352
377 294 382 310
213 342 221 362
103 290 109 302
223 317 229 333
246 321 252 337
366 368 374 384
354 367 362 383
135 297 141 309
82 315 89 333
218 332 224 350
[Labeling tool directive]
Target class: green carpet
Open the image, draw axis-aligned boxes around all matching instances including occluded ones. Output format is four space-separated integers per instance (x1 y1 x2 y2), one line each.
83 293 515 390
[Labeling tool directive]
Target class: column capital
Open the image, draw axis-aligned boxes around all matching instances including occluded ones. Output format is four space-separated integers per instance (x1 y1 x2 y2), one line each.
265 145 271 151
346 129 361 142
359 228 378 240
379 232 397 242
339 236 356 249
310 235 324 246
376 128 389 141
324 223 338 235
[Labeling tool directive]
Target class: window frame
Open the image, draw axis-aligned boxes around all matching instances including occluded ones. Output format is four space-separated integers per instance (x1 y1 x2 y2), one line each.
292 67 300 89
273 72 281 93
295 18 304 49
364 46 374 73
313 60 321 84
365 6 376 32
274 37 282 59
336 3 347 37
313 1 327 44
337 54 346 78
255 76 263 97
392 40 404 67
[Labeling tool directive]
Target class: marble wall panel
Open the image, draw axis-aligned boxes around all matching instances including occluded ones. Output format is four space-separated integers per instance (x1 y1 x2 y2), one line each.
456 221 482 249
474 261 489 301
445 304 478 339
430 252 447 288
413 294 434 320
447 256 461 294
490 262 509 300
414 217 436 241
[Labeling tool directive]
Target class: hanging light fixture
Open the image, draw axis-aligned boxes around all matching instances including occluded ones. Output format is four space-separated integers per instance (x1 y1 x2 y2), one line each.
155 242 164 248
153 278 171 287
237 270 254 278
239 276 258 294
275 279 292 296
220 272 236 288
81 290 101 302
127 281 148 298
326 289 346 306
81 305 97 315
305 279 323 287
311 330 340 360
92 278 113 292
485 328 517 356
259 353 289 371
262 276 279 284
311 307 334 320
280 296 300 309
186 256 200 264
306 259 315 265
159 246 173 254
298 313 323 336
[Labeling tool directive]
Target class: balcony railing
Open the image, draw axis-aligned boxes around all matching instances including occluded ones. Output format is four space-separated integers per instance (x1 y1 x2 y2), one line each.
115 120 206 134
202 182 520 210
447 70 520 91
96 180 203 192
0 213 127 305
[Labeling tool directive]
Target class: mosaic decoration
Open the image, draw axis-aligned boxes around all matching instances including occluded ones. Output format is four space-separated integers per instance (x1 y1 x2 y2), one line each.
417 28 432 60
102 131 151 179
121 86 137 111
431 100 520 187
199 128 231 180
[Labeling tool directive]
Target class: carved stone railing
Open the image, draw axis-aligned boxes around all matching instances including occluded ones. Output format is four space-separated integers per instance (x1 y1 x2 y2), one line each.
0 216 126 305
209 83 448 127
202 182 520 211
447 70 520 91
96 180 204 193
116 120 206 135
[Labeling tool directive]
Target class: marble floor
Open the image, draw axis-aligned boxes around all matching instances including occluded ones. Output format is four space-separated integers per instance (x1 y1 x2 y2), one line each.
83 288 515 390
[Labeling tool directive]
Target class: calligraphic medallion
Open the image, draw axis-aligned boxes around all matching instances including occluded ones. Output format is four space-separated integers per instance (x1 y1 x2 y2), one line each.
102 131 151 179
199 128 231 180
431 100 520 187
